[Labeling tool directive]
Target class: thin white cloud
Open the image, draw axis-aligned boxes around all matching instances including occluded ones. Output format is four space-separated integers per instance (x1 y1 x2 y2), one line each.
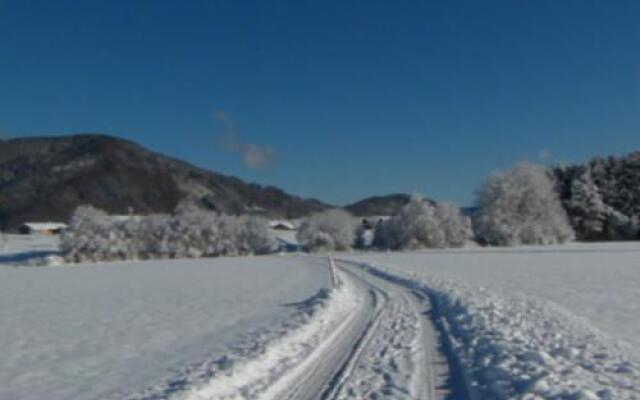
214 111 277 171
538 149 554 163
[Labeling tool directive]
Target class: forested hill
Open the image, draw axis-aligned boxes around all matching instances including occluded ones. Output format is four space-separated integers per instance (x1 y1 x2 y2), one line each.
344 194 414 217
554 151 640 241
0 134 330 231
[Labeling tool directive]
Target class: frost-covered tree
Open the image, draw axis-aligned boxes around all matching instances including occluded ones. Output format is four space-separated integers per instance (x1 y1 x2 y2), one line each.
565 168 608 240
165 206 219 258
297 209 357 251
60 205 113 262
136 214 172 259
380 195 444 249
61 204 277 262
475 162 575 246
237 215 278 255
374 196 470 249
434 202 473 247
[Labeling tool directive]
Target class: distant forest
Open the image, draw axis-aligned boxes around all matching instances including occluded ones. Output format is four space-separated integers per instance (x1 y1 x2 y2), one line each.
555 151 640 241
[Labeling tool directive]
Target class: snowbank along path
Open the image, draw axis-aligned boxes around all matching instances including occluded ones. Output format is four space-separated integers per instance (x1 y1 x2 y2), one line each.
337 253 640 400
323 259 462 400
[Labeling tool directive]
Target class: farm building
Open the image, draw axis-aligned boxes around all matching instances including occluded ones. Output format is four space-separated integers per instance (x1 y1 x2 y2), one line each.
268 220 296 231
19 222 68 235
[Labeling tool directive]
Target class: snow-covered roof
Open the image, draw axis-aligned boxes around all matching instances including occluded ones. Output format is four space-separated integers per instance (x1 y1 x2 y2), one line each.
107 215 141 222
268 220 296 230
22 222 68 231
361 215 391 221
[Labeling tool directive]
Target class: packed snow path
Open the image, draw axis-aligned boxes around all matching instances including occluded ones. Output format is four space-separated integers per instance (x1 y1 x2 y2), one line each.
327 260 456 400
260 259 461 400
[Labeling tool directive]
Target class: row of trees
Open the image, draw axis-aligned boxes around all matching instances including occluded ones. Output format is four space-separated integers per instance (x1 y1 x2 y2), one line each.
296 196 475 252
372 198 472 249
61 204 277 263
297 162 580 251
62 153 639 260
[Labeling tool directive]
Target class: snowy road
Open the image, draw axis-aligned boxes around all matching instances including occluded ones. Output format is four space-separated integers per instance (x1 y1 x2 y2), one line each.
263 259 461 400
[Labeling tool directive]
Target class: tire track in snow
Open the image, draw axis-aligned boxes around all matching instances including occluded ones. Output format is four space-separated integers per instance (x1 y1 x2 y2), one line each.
267 259 466 400
325 261 453 400
176 258 467 400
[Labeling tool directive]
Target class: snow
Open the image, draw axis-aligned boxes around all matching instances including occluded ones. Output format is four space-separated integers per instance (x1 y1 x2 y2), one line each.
335 242 640 399
21 222 68 232
180 269 359 400
268 220 295 230
269 228 300 251
0 255 330 400
3 233 639 399
0 233 59 253
0 233 60 265
329 263 450 399
340 242 640 351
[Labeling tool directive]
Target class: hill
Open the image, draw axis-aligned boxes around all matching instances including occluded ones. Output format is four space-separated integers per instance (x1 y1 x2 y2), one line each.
0 134 330 231
344 194 413 216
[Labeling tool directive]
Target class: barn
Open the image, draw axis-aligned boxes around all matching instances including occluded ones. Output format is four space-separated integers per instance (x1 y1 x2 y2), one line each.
268 220 296 231
19 222 68 235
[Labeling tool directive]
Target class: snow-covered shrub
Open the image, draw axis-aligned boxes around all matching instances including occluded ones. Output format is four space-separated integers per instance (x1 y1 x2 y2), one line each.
297 209 357 251
374 196 471 249
61 205 277 262
475 162 575 246
434 202 473 247
380 195 444 249
237 215 279 255
60 205 113 262
159 208 276 258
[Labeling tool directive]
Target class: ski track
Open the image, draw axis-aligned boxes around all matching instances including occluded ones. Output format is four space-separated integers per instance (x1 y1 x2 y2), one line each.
173 258 457 400
328 263 450 400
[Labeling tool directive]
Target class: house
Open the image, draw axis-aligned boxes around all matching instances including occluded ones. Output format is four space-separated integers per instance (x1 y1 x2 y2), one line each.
19 222 68 235
268 220 296 231
360 216 390 230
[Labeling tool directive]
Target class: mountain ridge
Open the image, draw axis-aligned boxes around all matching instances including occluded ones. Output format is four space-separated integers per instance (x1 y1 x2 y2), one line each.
345 193 415 216
0 134 331 230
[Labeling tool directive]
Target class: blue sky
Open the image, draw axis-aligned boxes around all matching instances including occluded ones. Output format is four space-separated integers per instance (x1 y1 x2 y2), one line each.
1 1 638 206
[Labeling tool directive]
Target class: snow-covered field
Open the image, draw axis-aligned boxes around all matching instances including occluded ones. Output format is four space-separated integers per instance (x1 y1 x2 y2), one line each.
336 242 640 399
0 233 59 264
2 236 639 399
339 242 640 351
0 253 330 400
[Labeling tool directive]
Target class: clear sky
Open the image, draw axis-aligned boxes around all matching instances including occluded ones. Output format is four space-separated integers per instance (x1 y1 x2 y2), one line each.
1 1 638 206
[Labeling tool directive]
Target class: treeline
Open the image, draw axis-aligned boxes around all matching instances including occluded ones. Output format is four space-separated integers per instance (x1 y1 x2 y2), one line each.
61 151 639 261
299 152 640 252
299 162 576 251
61 204 277 263
555 151 640 241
